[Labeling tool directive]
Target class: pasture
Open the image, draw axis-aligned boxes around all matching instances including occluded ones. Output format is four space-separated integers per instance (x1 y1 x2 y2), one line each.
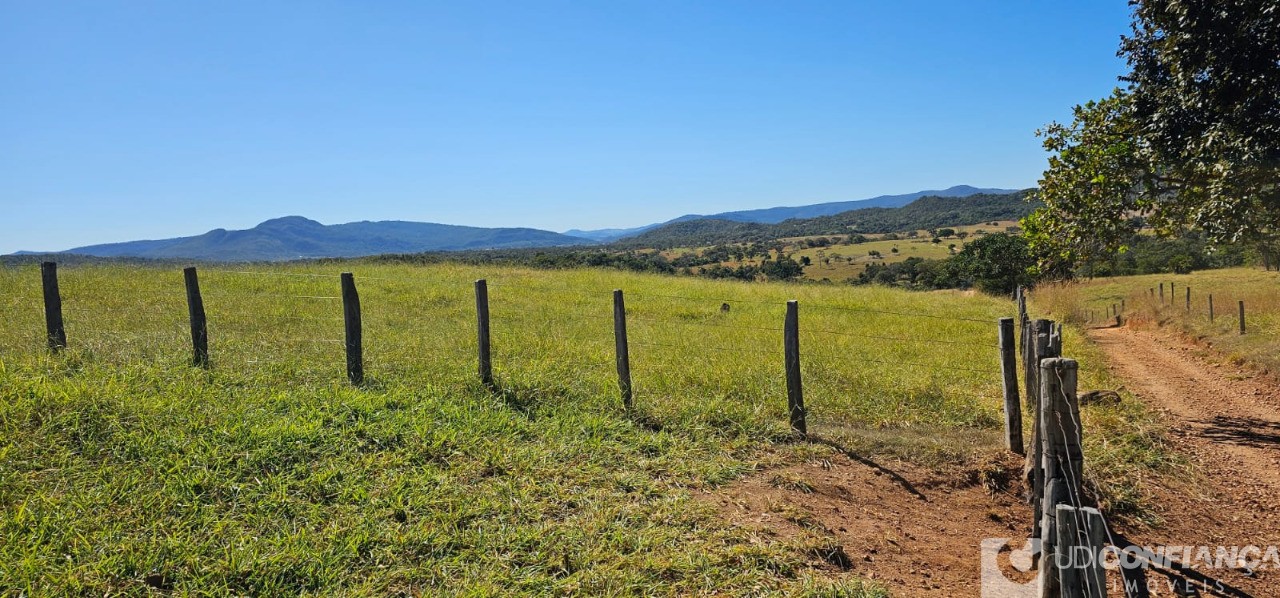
0 261 1165 595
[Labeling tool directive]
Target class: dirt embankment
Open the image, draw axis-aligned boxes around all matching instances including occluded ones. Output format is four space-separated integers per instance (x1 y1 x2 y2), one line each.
702 326 1280 596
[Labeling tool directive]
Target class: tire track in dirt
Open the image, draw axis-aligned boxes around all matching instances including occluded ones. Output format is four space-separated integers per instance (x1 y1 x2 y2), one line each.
1088 326 1280 596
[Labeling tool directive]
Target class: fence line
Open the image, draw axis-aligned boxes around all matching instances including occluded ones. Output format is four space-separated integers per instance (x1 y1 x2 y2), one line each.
11 262 1018 442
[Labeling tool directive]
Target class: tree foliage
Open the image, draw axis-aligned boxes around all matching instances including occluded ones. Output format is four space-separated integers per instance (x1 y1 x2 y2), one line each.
946 233 1035 296
1025 91 1147 276
1030 0 1280 273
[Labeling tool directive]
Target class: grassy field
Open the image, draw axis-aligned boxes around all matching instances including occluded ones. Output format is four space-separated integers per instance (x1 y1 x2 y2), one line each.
1033 267 1280 373
0 261 1168 595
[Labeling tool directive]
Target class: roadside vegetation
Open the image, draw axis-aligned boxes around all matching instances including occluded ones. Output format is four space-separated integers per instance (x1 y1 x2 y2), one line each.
1034 267 1280 376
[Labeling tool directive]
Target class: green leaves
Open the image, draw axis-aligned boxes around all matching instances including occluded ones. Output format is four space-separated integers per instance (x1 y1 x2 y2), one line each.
1034 2 1280 275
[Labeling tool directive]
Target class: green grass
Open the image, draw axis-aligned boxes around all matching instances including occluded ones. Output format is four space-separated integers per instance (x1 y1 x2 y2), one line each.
0 261 1162 595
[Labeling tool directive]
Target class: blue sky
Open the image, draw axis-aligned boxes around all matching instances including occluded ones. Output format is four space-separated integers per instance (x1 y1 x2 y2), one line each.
1 1 1132 253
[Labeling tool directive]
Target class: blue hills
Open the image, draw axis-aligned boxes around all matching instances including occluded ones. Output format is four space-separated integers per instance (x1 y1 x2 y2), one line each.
51 216 592 261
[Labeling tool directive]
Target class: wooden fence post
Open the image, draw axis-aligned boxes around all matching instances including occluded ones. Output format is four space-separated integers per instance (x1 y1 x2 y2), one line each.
341 273 363 385
1016 286 1028 361
40 261 66 351
1209 294 1215 322
1121 298 1125 313
1056 504 1084 596
998 318 1023 455
475 279 493 387
1159 283 1164 303
1039 357 1082 598
1082 507 1108 598
1027 321 1055 529
1239 300 1246 335
784 300 806 436
1055 504 1106 598
613 289 633 409
183 266 209 368
1185 286 1191 311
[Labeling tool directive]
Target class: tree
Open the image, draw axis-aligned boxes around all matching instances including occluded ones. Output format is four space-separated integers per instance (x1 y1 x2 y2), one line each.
1031 1 1280 273
761 255 803 280
947 233 1035 296
1026 90 1147 277
1121 0 1280 245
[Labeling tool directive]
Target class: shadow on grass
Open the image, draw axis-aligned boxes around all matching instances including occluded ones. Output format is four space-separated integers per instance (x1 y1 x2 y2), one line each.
806 433 928 501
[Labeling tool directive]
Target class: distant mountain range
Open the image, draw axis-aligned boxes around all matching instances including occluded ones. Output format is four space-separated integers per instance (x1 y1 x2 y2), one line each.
564 185 1018 241
43 216 591 261
14 185 1027 261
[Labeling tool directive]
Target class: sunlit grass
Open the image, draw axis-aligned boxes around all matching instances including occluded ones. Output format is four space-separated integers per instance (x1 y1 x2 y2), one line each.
0 261 1163 594
1037 267 1280 373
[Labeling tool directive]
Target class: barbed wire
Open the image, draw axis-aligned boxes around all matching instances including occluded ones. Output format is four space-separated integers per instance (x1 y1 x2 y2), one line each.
819 355 1000 375
802 302 994 324
630 339 774 356
201 291 341 300
200 269 338 280
802 327 997 348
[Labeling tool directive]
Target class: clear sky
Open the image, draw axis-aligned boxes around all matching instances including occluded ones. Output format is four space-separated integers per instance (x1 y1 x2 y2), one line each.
1 1 1133 253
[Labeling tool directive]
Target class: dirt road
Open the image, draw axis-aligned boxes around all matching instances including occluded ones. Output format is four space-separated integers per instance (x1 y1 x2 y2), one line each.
1089 326 1280 596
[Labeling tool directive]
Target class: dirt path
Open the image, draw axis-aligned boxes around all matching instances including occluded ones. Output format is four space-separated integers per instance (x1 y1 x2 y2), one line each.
700 450 1032 597
1088 326 1280 596
701 327 1280 597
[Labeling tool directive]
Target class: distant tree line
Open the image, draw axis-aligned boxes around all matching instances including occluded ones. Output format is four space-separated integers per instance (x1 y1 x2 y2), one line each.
620 192 1037 249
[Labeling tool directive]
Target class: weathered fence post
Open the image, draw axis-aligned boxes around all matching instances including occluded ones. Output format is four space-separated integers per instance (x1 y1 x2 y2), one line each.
40 261 66 351
341 272 363 385
475 279 493 387
1185 286 1191 311
999 318 1023 455
1121 298 1125 313
1056 504 1083 596
1209 294 1215 322
1016 286 1028 358
1039 357 1082 598
1027 321 1055 532
613 289 633 410
1082 507 1107 597
1239 300 1246 335
1159 283 1164 303
784 300 806 436
183 266 209 368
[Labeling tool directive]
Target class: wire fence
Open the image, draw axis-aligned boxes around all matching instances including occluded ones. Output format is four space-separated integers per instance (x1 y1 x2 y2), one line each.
1 263 1009 434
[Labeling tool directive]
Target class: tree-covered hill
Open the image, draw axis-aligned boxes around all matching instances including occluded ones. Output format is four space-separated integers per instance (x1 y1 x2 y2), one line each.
619 191 1037 248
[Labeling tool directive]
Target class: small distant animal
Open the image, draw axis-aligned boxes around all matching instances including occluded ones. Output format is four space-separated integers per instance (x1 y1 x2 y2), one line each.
720 302 731 313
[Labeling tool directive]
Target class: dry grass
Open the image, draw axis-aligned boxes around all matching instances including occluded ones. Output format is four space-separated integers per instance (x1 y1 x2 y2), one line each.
1035 267 1280 374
